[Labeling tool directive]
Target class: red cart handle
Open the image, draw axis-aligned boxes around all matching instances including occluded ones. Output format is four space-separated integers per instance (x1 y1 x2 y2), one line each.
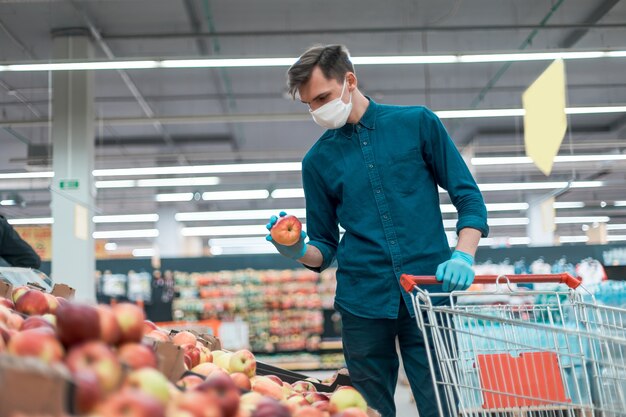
400 273 582 293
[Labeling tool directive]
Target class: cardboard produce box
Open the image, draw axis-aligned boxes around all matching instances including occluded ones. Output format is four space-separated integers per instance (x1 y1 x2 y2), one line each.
0 355 73 417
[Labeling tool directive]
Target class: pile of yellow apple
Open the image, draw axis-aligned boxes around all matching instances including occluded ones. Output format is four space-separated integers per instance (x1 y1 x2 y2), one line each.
0 286 371 417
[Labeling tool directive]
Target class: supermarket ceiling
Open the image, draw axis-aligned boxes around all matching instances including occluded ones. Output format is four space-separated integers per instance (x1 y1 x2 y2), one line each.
0 0 625 248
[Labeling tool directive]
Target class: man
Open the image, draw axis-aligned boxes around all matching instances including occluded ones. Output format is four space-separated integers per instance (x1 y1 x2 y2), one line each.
266 45 488 417
0 214 41 269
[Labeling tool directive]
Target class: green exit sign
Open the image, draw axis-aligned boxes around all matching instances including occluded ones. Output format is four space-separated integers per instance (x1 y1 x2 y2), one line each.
59 179 79 190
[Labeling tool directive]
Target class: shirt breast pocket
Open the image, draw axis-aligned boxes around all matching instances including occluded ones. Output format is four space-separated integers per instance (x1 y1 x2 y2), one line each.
390 150 427 195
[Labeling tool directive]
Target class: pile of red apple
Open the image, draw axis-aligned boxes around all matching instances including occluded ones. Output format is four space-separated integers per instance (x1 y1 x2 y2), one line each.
0 286 372 417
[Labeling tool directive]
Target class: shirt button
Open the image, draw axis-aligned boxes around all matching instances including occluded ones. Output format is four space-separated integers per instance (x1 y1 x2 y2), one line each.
383 215 388 219
376 189 381 194
369 164 374 168
363 141 367 145
356 125 361 131
391 240 396 245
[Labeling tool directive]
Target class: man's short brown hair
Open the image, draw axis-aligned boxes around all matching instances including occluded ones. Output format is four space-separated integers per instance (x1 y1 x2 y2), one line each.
287 44 355 99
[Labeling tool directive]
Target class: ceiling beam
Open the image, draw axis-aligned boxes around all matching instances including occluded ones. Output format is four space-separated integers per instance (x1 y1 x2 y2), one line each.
101 23 626 40
559 0 622 48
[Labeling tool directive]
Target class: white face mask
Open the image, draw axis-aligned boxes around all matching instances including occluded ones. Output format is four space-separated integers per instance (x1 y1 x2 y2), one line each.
309 78 353 129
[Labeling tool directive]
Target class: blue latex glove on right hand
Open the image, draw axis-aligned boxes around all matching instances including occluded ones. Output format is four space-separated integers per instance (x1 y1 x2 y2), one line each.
435 250 475 292
266 211 307 260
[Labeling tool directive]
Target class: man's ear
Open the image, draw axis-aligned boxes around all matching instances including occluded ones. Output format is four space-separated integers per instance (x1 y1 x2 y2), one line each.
346 72 357 91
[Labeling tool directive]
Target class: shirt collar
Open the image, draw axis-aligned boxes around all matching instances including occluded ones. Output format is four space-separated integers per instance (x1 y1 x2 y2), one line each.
337 97 377 139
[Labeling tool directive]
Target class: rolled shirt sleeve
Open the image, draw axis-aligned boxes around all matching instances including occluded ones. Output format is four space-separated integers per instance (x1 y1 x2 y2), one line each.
420 108 489 238
301 156 340 272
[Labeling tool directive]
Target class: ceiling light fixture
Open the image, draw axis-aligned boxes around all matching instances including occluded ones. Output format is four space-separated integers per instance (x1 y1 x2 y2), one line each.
202 190 269 201
472 154 626 166
93 162 300 177
177 208 306 222
7 217 54 225
93 229 159 239
155 193 194 202
93 214 159 223
1 49 624 72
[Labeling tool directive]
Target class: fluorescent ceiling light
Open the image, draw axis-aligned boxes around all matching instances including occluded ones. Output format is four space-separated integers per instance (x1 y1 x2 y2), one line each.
472 154 626 166
93 229 159 239
559 236 590 243
132 248 156 257
182 225 271 237
0 60 159 71
553 202 585 209
566 106 626 115
202 190 269 201
136 177 220 187
209 246 277 256
208 237 269 247
441 203 529 213
436 109 524 119
95 177 221 188
477 237 531 247
614 201 626 207
606 224 626 231
95 180 136 189
477 181 603 192
554 216 610 224
93 214 159 223
0 171 53 180
104 242 118 251
93 162 300 177
487 217 530 226
2 50 624 72
508 237 531 245
161 57 297 68
7 217 53 225
271 188 305 199
177 208 306 222
608 235 626 242
0 200 16 206
156 193 194 202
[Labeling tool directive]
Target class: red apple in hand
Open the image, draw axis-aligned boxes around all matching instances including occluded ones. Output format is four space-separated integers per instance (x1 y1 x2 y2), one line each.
56 302 101 347
8 328 64 364
117 342 158 369
270 215 302 246
113 302 145 344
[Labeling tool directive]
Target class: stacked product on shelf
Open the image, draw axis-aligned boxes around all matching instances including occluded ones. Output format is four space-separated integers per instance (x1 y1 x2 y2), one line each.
172 269 332 370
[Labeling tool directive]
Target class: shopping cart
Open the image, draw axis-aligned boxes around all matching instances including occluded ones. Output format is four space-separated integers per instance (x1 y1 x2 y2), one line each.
400 273 626 417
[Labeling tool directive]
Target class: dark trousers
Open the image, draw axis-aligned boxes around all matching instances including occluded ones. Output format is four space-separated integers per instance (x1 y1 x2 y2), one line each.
338 300 447 417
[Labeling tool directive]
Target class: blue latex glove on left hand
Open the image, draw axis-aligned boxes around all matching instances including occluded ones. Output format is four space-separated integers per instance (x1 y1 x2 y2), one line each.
436 250 475 292
265 211 308 260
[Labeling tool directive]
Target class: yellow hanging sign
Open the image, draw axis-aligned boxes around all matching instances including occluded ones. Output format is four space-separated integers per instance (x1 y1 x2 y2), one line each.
522 59 567 176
